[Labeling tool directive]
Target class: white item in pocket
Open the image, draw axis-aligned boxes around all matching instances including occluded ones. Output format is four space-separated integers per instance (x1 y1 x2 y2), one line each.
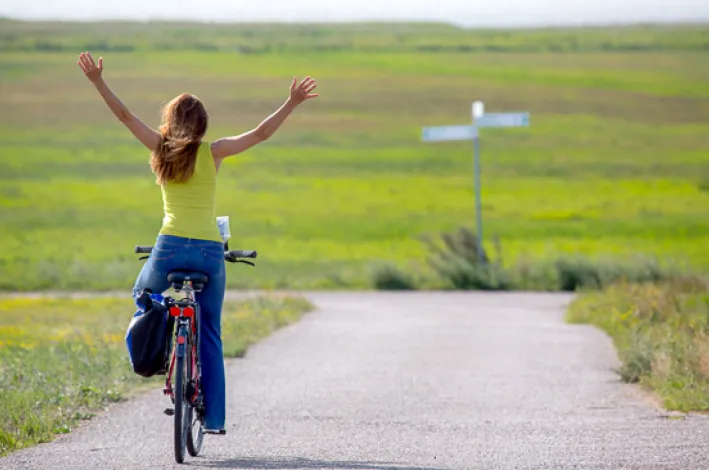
217 216 231 243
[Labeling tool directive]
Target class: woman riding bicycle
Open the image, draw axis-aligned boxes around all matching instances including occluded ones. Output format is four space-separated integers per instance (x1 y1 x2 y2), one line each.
77 51 318 434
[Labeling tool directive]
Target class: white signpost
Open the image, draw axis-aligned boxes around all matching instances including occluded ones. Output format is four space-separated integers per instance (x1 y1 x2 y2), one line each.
422 101 531 263
422 125 479 142
476 112 530 128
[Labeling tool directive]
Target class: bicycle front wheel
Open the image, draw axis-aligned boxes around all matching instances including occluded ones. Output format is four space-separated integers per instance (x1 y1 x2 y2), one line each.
174 329 190 463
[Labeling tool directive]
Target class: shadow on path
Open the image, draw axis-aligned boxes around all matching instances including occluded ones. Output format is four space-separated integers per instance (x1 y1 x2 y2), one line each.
189 456 448 470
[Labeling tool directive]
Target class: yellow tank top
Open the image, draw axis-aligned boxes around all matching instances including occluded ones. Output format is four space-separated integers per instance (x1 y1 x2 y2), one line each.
158 141 222 243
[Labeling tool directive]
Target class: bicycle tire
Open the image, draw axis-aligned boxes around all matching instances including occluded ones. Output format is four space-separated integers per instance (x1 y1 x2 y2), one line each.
186 406 204 456
174 327 189 463
186 338 203 457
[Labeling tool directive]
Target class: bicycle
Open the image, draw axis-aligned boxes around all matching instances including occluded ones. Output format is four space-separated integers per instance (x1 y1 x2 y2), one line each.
134 243 257 464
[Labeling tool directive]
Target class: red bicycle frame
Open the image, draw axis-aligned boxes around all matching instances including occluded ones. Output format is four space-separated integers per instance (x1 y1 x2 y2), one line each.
163 292 200 404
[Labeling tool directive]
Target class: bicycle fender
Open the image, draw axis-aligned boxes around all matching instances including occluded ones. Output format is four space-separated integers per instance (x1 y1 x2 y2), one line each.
176 325 188 358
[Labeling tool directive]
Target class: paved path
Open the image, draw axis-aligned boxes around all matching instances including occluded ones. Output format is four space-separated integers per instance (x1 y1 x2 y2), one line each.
2 292 708 469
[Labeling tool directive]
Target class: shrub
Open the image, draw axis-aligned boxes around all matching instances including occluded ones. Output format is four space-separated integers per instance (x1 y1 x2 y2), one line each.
554 256 607 291
419 226 692 293
372 263 418 290
422 226 513 291
618 330 655 383
435 258 512 291
554 255 676 292
423 226 488 269
511 257 559 291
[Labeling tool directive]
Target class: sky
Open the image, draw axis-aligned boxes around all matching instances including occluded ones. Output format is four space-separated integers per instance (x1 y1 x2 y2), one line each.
2 0 708 27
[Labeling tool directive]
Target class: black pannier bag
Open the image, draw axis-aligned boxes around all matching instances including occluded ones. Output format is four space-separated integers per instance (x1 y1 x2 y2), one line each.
125 290 175 378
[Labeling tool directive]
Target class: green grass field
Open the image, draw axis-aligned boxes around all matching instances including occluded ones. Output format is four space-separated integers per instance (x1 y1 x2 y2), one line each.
1 21 708 290
0 294 312 455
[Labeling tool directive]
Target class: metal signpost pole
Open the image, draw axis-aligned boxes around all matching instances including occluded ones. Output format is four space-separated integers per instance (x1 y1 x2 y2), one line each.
472 101 485 263
473 134 483 263
422 102 530 267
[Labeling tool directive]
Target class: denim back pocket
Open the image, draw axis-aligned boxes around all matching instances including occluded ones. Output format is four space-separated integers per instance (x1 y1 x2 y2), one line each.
201 246 225 263
152 246 177 261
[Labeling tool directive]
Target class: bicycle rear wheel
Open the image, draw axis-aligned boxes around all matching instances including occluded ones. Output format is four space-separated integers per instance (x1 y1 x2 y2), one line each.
187 406 204 456
174 327 190 463
187 347 203 456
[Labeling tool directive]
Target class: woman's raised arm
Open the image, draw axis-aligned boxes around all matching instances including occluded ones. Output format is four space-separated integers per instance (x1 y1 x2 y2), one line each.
77 52 160 151
210 76 318 160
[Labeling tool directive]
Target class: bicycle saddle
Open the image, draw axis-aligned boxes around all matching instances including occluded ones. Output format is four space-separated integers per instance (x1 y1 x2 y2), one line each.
167 271 209 291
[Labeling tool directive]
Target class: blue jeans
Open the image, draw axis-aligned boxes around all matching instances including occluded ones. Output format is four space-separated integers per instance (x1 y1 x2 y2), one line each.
132 234 226 430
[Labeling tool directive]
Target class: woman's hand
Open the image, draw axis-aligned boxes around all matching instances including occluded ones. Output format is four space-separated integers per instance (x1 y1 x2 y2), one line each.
288 76 319 106
77 51 104 84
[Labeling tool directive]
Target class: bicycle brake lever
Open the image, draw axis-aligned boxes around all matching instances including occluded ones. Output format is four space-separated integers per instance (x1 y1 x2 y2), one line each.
139 256 149 261
235 259 255 267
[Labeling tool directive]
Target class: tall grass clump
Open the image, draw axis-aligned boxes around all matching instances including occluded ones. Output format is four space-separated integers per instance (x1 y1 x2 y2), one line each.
411 228 689 292
567 278 709 411
554 255 674 292
371 263 418 290
422 227 512 291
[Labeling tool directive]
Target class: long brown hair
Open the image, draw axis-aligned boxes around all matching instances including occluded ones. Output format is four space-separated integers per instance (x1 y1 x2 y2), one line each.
151 93 208 184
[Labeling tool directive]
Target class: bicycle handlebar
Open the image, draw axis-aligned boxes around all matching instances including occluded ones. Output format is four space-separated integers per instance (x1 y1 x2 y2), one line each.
229 250 257 259
134 246 258 261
